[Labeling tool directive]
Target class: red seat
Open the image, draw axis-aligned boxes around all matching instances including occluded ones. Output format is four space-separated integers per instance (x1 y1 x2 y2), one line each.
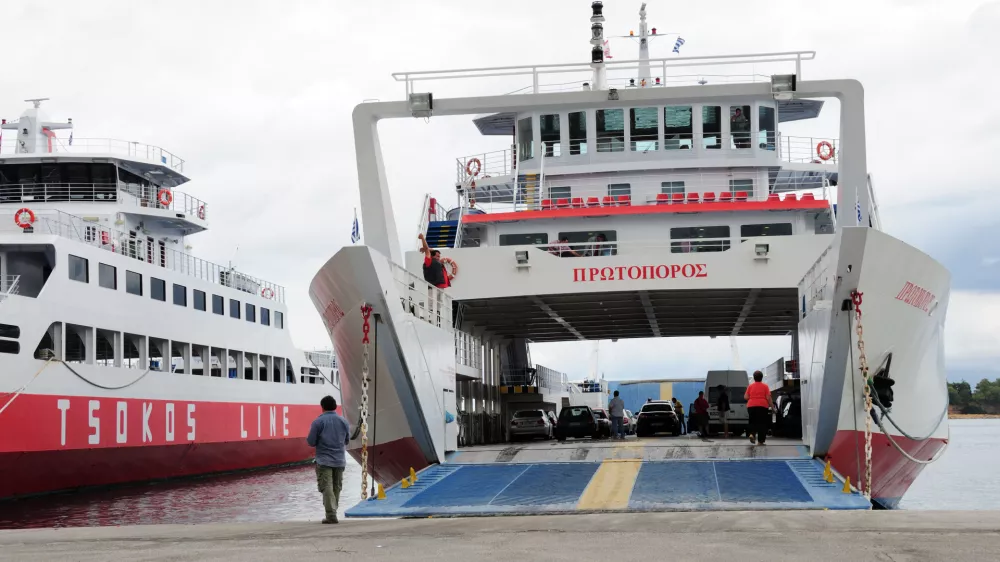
703 191 716 202
602 196 616 206
686 193 700 203
571 197 585 208
785 193 799 201
556 198 570 208
586 196 601 207
718 192 732 202
735 191 749 202
656 193 670 205
671 193 685 203
617 195 631 206
801 193 816 201
541 199 552 210
768 193 781 202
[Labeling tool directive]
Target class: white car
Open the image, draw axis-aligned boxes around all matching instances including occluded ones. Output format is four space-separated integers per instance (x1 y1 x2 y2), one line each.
623 409 637 435
509 409 554 441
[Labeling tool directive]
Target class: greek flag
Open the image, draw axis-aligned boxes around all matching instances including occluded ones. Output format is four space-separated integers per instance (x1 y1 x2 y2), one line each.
350 208 361 243
68 132 73 146
673 37 685 53
856 191 863 226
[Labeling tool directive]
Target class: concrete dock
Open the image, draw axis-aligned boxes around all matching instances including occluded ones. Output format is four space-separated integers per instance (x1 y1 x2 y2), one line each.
2 511 1000 561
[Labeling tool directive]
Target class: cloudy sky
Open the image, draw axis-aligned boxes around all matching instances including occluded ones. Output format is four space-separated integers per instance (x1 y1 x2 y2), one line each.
5 0 997 383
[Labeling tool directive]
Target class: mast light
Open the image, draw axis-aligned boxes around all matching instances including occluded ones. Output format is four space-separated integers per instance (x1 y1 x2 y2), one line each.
408 93 433 118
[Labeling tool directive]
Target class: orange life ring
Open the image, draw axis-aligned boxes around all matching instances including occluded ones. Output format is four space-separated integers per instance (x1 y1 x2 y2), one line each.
158 188 173 207
261 287 275 299
198 205 205 220
465 158 482 177
14 207 35 229
816 141 835 161
440 257 458 280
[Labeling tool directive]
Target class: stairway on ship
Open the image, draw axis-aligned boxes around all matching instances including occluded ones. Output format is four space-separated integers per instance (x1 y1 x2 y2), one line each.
424 220 459 248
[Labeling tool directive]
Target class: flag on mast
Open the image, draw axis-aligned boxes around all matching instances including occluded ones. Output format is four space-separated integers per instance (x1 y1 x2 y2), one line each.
855 190 863 226
351 208 361 243
672 37 685 53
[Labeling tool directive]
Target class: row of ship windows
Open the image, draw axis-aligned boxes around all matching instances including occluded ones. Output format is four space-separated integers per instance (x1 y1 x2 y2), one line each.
66 254 284 329
0 321 335 386
545 180 755 200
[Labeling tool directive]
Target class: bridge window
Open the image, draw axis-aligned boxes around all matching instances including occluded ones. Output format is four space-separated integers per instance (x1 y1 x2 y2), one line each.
759 106 776 150
741 223 793 238
275 311 284 329
557 230 617 256
540 114 560 157
630 107 658 151
547 186 571 200
670 225 731 254
702 106 722 149
664 106 693 149
730 105 752 149
569 111 587 155
661 181 685 196
68 255 89 283
517 117 533 162
173 284 187 307
126 271 142 296
151 277 166 301
596 109 625 152
230 299 241 319
194 289 207 311
499 233 548 246
98 263 116 290
608 183 630 197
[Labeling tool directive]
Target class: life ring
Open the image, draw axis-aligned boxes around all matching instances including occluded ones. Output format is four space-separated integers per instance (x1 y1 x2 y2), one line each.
198 205 205 220
465 158 482 177
14 207 35 229
440 257 458 280
158 188 173 207
261 287 275 299
816 141 835 161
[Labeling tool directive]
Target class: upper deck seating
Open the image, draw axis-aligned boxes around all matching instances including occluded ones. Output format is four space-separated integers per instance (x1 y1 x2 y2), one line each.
703 192 716 203
800 193 816 201
656 193 670 205
586 196 601 207
541 199 552 210
686 193 700 203
617 195 631 206
785 193 799 201
735 191 749 202
602 196 616 206
719 192 732 202
571 197 585 208
671 193 685 204
556 198 570 208
768 193 781 202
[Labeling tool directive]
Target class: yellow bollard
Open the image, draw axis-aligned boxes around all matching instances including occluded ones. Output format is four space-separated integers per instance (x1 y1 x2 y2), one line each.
823 460 834 483
842 476 852 494
377 483 386 500
410 467 418 482
401 477 411 489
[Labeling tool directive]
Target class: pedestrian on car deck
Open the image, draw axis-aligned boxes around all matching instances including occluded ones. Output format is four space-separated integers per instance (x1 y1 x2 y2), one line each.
694 391 710 438
745 370 773 446
609 390 626 440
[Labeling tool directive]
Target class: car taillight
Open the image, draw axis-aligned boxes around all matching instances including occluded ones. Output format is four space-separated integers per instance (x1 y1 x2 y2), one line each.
537 419 545 426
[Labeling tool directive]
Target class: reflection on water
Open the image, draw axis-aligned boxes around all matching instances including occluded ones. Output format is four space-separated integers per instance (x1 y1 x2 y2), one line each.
1 420 996 528
0 461 363 529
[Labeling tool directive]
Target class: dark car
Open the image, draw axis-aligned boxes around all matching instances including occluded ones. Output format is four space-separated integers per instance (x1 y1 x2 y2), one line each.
636 402 682 437
591 408 613 438
555 405 599 441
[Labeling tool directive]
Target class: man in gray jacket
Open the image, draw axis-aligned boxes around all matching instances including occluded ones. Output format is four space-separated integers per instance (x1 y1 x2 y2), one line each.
608 390 626 440
306 395 351 524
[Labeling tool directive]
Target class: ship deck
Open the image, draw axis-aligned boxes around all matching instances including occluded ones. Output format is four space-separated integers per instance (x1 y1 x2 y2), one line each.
347 436 870 517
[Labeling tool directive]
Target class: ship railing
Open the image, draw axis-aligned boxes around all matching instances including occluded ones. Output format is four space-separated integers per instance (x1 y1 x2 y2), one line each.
535 364 568 391
521 238 734 257
392 51 815 98
390 261 454 332
0 208 285 302
0 274 19 302
456 134 837 186
0 137 185 173
304 350 337 369
455 330 482 370
464 171 830 214
415 193 448 242
0 183 207 220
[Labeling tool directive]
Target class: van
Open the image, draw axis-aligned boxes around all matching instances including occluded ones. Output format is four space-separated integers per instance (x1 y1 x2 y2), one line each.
705 370 750 435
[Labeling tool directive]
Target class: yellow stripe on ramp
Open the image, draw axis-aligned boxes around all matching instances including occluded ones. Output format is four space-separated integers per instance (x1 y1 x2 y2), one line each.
577 460 641 511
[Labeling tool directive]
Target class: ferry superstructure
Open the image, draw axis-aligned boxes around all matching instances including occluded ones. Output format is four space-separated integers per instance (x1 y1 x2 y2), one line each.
311 3 949 510
0 99 340 499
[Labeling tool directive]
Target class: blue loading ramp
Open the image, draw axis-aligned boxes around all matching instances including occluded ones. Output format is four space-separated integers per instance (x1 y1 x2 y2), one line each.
346 458 870 517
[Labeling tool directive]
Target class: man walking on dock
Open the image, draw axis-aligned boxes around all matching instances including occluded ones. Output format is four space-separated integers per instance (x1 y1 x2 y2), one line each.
307 396 351 524
694 391 710 438
609 390 626 440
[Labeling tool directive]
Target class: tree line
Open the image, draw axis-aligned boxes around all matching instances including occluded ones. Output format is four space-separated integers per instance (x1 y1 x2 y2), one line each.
948 379 1000 414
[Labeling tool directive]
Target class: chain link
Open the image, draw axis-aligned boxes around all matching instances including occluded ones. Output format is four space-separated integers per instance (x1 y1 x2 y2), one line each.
851 290 873 500
359 304 373 500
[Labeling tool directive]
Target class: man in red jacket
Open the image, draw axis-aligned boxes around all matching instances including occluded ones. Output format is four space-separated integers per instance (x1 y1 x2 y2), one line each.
694 391 710 438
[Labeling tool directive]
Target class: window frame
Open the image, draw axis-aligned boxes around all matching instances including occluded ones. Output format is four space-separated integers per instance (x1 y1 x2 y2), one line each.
151 277 166 302
193 289 207 311
499 233 549 247
98 263 117 290
173 283 187 307
661 181 686 196
664 105 694 150
125 270 142 296
212 294 224 315
629 107 659 152
568 110 588 155
68 255 89 283
595 108 625 153
261 307 271 326
539 113 561 157
275 311 284 329
740 223 793 238
246 302 256 323
230 299 241 319
517 117 534 162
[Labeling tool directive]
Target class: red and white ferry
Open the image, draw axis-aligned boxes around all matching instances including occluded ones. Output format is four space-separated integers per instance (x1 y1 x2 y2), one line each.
0 99 340 499
311 3 950 509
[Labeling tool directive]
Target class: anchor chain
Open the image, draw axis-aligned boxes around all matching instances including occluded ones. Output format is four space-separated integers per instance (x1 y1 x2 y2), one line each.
359 304 373 500
851 290 873 500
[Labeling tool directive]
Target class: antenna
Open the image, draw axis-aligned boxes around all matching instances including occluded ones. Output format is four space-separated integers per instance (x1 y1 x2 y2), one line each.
637 3 651 83
229 245 240 271
24 98 50 109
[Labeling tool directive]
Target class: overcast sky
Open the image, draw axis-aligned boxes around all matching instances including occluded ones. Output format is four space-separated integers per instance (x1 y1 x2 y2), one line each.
5 0 997 382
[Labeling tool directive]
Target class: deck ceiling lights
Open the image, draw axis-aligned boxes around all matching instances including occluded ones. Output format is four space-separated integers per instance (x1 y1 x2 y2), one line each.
514 250 529 267
408 93 433 118
755 243 770 260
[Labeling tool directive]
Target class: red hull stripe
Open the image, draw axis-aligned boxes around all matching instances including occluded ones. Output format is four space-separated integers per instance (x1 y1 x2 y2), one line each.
350 436 427 485
460 199 829 224
0 394 326 452
828 429 947 502
0 438 316 498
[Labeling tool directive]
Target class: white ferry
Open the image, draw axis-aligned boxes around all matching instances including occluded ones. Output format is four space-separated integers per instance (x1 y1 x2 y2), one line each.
311 3 950 510
0 99 340 499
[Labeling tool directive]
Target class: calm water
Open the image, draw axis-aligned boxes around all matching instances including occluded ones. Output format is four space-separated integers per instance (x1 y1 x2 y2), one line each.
0 420 995 528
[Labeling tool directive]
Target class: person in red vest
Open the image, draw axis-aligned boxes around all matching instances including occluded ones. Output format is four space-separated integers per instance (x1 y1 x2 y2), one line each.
745 370 774 445
693 391 710 438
